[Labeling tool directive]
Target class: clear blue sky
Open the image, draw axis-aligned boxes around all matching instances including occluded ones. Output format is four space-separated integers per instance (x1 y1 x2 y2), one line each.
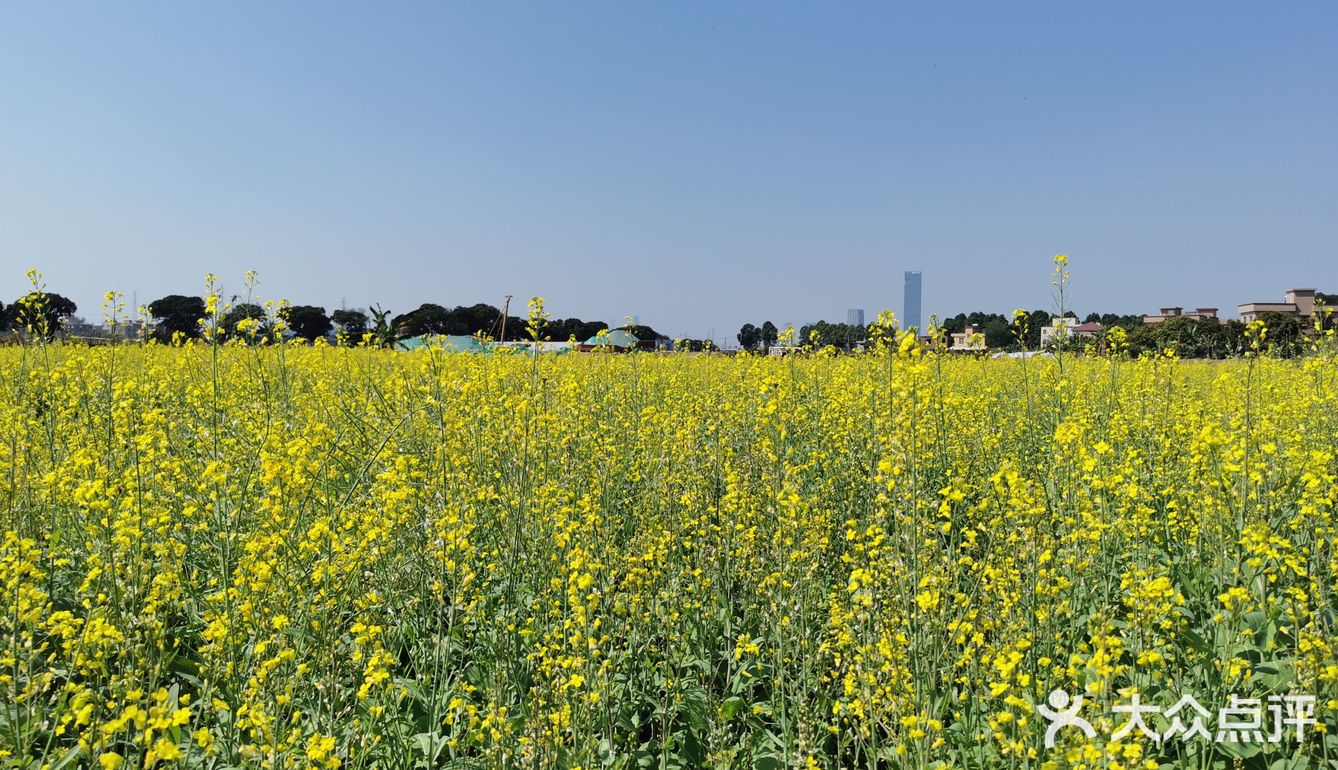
2 2 1335 339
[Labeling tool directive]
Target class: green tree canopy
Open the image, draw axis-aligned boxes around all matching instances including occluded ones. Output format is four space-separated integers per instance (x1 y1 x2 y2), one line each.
220 303 268 341
392 304 452 338
799 321 866 349
737 323 760 351
760 321 778 349
10 292 77 338
148 295 206 341
622 324 667 343
281 305 332 342
331 309 369 341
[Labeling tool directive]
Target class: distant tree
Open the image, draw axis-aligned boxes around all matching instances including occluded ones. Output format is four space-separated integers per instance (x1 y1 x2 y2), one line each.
502 315 526 341
982 318 1012 349
221 303 268 341
1222 320 1247 355
1254 312 1304 357
798 320 867 350
449 303 503 337
148 295 206 341
1128 316 1251 359
1126 323 1157 356
760 321 778 350
623 324 668 343
281 305 331 342
393 304 452 338
676 338 716 352
548 318 605 343
10 292 77 337
803 321 829 347
799 321 825 348
389 303 527 339
0 300 8 333
368 304 396 348
737 323 760 351
1315 292 1337 330
1024 309 1051 350
1097 313 1145 331
331 309 369 341
940 313 966 334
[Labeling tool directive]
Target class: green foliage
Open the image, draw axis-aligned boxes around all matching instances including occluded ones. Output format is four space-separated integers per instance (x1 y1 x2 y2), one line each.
10 291 77 338
547 318 608 343
621 324 669 344
368 304 396 348
1085 312 1145 330
280 304 332 342
760 321 778 349
798 320 867 349
147 295 206 341
4 347 1336 769
981 318 1012 349
1128 317 1250 358
331 308 369 341
737 323 761 351
219 302 269 341
392 303 532 340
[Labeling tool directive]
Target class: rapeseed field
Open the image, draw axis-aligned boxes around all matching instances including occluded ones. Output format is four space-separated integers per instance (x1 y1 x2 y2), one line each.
2 313 1336 769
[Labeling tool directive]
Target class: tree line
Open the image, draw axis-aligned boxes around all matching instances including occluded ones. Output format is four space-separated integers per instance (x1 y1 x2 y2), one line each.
761 295 1336 358
0 292 671 347
4 286 1333 358
0 292 80 338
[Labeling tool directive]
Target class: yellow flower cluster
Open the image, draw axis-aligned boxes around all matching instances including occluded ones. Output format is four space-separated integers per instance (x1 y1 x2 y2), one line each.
1 329 1335 768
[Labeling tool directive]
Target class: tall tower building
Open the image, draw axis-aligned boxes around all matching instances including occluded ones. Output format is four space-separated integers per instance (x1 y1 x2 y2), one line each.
903 271 922 332
847 308 865 327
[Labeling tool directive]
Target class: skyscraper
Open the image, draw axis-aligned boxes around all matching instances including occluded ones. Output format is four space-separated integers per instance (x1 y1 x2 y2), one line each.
903 271 922 332
847 308 865 328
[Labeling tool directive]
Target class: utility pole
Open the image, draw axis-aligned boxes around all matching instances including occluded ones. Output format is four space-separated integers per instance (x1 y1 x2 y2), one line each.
499 294 512 341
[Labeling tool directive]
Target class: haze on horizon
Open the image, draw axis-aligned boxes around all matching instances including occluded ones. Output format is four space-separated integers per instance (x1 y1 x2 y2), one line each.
2 2 1335 340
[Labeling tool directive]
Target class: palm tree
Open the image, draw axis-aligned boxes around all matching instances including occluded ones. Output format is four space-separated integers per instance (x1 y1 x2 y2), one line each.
369 304 396 348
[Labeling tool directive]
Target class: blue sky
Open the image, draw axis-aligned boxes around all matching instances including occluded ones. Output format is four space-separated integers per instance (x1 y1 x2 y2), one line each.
2 2 1335 339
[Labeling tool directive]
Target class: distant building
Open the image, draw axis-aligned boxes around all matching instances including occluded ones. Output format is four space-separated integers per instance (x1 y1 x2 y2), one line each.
847 308 865 327
1142 306 1221 325
903 271 922 332
949 324 987 352
578 329 657 352
1238 289 1316 324
1040 318 1101 347
100 319 150 338
397 335 491 353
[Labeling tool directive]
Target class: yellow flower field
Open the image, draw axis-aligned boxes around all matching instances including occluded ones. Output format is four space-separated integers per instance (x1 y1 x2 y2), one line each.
2 339 1336 769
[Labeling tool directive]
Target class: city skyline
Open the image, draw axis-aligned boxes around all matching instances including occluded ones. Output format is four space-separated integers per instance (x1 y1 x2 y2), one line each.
13 268 1337 344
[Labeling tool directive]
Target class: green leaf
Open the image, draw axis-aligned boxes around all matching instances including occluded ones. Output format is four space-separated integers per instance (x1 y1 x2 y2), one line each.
46 747 83 770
